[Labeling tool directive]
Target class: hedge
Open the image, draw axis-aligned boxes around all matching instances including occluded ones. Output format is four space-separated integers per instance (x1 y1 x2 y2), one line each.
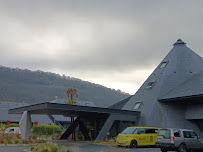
6 123 19 128
32 125 62 135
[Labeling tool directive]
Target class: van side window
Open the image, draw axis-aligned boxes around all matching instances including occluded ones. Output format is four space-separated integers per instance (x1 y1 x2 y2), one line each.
146 129 157 133
138 128 146 134
9 129 14 133
174 131 181 137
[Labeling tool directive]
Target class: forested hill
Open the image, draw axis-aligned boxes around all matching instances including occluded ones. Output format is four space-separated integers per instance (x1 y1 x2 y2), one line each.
0 66 130 107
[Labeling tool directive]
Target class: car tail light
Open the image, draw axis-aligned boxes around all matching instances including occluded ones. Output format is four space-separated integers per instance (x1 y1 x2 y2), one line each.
170 136 175 144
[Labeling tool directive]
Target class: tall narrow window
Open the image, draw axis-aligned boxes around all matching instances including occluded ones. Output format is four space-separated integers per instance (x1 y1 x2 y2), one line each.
133 101 142 110
160 61 168 68
145 81 156 89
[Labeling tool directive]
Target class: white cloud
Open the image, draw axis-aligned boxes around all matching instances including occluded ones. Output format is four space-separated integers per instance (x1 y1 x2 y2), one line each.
0 0 203 94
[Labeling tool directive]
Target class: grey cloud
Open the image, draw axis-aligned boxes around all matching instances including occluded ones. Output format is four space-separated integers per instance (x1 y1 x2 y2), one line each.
0 0 203 74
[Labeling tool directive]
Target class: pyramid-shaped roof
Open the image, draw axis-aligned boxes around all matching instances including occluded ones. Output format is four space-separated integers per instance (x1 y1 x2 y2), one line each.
159 70 203 101
122 39 203 127
123 39 203 110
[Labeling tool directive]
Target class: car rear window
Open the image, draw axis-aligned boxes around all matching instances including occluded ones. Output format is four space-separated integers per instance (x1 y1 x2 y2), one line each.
174 131 181 137
158 129 171 139
121 128 137 134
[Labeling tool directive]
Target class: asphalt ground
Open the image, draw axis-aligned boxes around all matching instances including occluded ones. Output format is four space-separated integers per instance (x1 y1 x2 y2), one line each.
55 140 162 152
0 141 164 152
0 145 30 152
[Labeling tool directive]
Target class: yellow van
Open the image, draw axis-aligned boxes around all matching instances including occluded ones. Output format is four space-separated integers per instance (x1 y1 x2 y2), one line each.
116 127 159 148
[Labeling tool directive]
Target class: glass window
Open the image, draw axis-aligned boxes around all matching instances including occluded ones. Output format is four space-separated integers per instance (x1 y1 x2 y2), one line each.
146 129 158 133
189 132 198 138
138 128 146 134
133 102 142 110
145 81 156 89
183 131 190 138
158 129 171 139
160 61 168 68
9 129 14 133
121 128 137 134
174 131 181 137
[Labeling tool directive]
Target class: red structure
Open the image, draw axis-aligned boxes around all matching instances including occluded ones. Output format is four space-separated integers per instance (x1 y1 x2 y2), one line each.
34 121 38 125
6 120 11 126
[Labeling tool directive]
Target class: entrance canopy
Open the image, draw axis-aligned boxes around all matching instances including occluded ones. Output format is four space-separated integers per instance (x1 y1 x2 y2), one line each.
9 102 140 141
8 102 139 116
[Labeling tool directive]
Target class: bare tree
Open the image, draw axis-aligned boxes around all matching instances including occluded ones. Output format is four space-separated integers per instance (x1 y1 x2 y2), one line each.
65 88 78 140
65 88 78 104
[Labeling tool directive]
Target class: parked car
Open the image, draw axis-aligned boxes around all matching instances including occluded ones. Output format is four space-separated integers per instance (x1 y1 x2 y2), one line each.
156 128 203 152
4 127 21 134
116 127 159 148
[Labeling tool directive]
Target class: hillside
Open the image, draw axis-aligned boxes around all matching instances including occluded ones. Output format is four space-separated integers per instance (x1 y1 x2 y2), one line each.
0 66 130 107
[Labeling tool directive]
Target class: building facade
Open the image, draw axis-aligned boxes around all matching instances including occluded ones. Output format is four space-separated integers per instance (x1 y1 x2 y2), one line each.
122 39 203 136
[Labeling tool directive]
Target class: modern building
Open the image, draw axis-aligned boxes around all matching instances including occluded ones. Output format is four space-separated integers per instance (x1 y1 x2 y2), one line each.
9 39 203 140
0 101 53 125
121 39 203 136
1 100 96 128
9 98 140 140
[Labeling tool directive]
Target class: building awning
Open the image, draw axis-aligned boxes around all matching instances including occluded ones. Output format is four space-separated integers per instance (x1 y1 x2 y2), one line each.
9 102 141 141
9 102 140 117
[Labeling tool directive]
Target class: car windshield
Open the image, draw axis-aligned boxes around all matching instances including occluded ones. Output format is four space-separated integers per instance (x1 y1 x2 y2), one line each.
158 129 171 139
121 128 137 134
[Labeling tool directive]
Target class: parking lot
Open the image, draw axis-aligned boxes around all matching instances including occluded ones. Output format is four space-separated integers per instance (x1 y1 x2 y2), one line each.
0 141 166 152
56 141 162 152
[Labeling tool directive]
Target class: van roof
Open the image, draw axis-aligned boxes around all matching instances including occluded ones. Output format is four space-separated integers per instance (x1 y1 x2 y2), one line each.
128 126 159 129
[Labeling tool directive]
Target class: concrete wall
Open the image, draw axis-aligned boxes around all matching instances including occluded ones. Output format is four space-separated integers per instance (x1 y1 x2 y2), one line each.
185 103 203 120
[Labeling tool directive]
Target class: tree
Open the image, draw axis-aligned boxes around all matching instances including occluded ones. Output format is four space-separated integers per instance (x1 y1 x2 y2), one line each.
65 88 78 105
65 88 78 140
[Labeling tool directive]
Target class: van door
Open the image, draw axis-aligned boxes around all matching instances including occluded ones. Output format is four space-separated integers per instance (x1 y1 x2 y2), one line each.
146 128 158 145
137 128 147 145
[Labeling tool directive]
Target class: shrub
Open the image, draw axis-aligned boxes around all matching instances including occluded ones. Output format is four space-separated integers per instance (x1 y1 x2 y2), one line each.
30 142 71 152
14 139 22 144
3 139 14 144
94 140 102 143
32 125 62 135
113 136 117 142
0 132 22 144
6 123 19 128
0 123 5 129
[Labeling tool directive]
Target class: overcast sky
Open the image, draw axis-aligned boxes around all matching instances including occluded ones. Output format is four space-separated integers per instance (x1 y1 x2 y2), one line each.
0 0 203 94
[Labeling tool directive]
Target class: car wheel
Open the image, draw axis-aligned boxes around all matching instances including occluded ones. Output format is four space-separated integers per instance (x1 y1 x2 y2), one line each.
130 140 137 148
178 144 187 152
161 148 168 152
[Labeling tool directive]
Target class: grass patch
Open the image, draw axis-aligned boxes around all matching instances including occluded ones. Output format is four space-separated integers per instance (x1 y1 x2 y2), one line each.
32 125 62 136
94 140 102 143
94 138 117 146
30 142 71 152
0 132 22 144
6 123 19 128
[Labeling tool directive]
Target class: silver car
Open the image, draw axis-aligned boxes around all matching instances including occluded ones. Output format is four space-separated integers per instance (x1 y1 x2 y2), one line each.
156 128 203 152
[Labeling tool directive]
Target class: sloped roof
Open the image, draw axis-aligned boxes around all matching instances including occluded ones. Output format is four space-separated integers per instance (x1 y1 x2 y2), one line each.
159 70 203 101
108 96 133 109
0 101 53 124
123 39 203 111
50 99 97 107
